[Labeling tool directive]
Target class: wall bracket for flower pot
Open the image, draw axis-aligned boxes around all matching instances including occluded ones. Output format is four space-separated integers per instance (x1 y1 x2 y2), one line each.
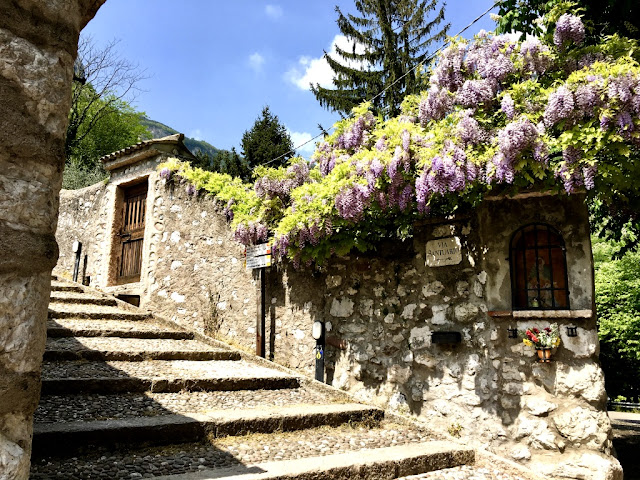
431 331 462 344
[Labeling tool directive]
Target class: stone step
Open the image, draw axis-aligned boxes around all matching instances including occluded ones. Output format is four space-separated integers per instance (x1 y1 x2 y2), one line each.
50 280 84 293
32 404 385 457
48 302 150 321
44 337 240 362
153 442 475 480
41 360 300 394
47 319 194 340
30 423 466 480
35 389 344 424
50 290 117 306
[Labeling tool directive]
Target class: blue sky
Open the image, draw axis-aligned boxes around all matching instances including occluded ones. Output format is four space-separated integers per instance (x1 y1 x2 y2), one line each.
82 1 497 157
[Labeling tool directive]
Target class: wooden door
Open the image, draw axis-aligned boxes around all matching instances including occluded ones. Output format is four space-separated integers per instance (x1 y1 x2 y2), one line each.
117 182 147 283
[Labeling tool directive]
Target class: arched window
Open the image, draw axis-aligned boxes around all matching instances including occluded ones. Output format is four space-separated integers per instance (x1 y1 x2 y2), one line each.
510 224 569 310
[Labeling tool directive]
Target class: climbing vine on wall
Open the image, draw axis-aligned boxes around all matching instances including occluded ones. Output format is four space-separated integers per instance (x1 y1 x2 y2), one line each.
159 8 640 268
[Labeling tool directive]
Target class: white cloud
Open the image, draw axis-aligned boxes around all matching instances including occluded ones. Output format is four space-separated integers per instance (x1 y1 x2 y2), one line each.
285 35 369 91
248 52 265 72
288 130 317 158
265 5 283 20
189 129 203 141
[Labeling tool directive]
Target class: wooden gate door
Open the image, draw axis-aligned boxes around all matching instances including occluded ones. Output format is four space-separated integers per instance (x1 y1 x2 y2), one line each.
117 182 147 283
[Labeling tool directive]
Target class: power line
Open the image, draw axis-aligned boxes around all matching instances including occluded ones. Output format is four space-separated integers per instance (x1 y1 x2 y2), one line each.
258 1 500 170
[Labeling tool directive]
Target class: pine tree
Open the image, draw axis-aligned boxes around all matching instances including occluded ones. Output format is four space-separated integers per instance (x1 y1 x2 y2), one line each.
312 0 449 117
241 106 295 169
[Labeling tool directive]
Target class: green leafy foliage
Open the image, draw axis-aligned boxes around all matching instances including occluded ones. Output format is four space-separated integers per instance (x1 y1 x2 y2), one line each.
312 0 449 117
495 0 640 43
158 8 640 270
67 87 149 169
593 237 640 401
64 88 149 189
64 36 149 189
241 106 294 169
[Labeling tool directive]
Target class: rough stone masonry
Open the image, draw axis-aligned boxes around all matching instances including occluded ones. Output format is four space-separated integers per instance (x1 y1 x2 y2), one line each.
0 2 104 478
56 144 623 480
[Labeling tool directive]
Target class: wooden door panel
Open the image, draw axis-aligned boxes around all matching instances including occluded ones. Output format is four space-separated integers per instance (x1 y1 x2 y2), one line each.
117 182 147 283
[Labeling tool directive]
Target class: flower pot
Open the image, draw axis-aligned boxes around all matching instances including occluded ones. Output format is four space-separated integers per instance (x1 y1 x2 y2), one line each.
536 348 553 363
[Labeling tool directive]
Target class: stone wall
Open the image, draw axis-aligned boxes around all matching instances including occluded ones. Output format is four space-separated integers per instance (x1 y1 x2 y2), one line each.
56 161 621 478
0 1 104 478
54 158 261 360
57 182 110 284
315 195 619 479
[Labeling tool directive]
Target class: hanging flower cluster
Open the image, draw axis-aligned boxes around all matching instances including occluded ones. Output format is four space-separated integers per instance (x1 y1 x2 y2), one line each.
159 10 640 268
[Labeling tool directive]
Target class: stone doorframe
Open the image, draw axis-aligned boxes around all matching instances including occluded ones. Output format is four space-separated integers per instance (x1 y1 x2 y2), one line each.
0 2 106 478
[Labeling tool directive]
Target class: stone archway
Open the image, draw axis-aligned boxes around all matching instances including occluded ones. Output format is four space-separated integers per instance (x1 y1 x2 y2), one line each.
0 2 105 478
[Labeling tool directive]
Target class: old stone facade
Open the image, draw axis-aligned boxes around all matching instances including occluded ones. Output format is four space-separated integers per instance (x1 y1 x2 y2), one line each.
55 149 621 479
0 1 104 478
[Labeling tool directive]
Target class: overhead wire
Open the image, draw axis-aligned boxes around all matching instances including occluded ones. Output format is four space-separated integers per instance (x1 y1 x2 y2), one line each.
257 1 500 170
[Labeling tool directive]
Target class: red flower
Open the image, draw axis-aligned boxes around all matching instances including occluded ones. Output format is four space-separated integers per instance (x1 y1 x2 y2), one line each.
530 334 539 343
533 327 540 334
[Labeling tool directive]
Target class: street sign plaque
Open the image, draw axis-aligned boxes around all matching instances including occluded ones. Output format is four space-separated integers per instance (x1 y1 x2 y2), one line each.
245 243 272 270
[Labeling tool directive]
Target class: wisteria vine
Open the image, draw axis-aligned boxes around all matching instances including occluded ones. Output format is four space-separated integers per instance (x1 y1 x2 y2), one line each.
159 8 640 268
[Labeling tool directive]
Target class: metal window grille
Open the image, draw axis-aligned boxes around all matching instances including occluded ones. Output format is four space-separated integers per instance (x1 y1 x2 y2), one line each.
509 223 570 310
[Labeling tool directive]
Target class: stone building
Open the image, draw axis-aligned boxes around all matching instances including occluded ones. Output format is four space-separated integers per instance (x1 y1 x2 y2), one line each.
55 140 621 479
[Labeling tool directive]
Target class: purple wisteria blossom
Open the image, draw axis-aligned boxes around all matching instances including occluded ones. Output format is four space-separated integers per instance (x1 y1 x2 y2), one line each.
375 136 387 151
456 79 496 108
159 167 172 179
616 111 634 134
533 142 549 165
520 37 551 75
398 184 414 211
577 52 605 70
254 161 311 200
429 43 467 91
223 199 234 222
343 116 365 150
273 233 290 258
583 164 597 190
415 169 430 213
234 221 268 245
608 74 635 104
185 184 197 196
419 87 453 124
465 35 515 82
501 94 516 120
556 146 584 193
490 153 515 184
497 118 539 161
402 130 411 152
457 110 484 146
335 183 371 221
574 83 601 115
554 14 585 47
544 86 575 126
365 157 384 189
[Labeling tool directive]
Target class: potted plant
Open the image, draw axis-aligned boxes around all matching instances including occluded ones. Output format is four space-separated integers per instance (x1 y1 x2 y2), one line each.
521 324 561 362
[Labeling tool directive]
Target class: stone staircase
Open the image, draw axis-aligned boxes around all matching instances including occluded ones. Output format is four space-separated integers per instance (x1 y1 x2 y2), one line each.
30 276 477 479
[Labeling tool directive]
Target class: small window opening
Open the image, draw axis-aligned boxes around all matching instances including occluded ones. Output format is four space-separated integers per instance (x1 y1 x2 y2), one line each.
117 294 140 307
510 223 569 310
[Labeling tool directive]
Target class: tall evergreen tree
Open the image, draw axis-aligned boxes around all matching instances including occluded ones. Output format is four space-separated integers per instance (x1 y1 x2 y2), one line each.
311 0 449 117
241 106 295 169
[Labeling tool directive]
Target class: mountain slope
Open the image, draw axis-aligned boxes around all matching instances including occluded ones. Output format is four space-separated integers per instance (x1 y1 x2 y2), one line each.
140 118 221 158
